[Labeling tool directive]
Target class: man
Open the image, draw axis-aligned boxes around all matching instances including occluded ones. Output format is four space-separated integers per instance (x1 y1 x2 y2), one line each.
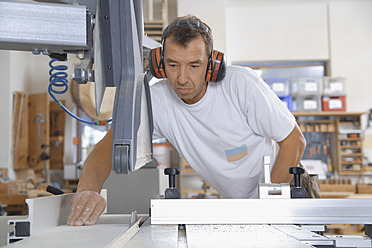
67 15 306 226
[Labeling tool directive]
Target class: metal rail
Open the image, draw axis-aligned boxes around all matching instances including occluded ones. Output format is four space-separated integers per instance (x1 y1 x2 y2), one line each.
150 198 372 225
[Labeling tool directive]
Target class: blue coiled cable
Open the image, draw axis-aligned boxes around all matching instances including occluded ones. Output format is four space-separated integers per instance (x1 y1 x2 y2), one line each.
48 58 112 126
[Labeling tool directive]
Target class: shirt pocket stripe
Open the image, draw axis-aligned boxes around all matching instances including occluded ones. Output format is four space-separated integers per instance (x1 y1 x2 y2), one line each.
225 145 248 162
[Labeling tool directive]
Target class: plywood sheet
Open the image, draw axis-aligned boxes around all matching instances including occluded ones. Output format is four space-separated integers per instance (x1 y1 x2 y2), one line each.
28 93 50 171
49 101 65 169
12 92 28 170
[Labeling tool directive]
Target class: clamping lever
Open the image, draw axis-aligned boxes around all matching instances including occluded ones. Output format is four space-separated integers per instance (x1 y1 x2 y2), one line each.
289 166 307 198
164 168 180 199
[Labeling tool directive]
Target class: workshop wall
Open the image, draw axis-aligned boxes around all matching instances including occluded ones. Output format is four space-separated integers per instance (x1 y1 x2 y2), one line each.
177 0 226 55
328 0 372 112
0 51 32 175
0 51 11 171
178 0 372 112
226 1 329 62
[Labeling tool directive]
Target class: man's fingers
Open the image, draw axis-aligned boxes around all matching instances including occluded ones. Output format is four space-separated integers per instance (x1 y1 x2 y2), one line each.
67 194 88 226
75 197 99 226
67 193 84 225
67 191 106 226
84 198 107 226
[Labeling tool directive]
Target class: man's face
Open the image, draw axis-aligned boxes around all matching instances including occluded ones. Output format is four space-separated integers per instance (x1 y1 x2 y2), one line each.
163 35 209 104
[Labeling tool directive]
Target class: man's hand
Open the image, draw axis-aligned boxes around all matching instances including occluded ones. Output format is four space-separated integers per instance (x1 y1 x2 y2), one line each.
67 191 106 226
67 130 113 226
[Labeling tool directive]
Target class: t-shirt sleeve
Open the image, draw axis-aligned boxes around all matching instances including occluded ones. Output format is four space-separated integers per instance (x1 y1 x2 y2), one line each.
241 70 296 142
152 116 164 140
150 83 166 140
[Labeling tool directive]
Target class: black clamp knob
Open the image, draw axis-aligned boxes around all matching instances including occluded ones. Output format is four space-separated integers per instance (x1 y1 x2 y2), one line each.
40 152 50 160
289 166 307 198
46 185 64 195
164 168 180 199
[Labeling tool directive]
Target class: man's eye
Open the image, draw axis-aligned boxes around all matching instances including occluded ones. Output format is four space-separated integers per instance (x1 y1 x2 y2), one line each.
169 64 177 68
191 65 200 68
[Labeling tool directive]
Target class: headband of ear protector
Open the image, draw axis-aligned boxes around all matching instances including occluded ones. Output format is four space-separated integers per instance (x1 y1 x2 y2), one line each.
148 19 226 82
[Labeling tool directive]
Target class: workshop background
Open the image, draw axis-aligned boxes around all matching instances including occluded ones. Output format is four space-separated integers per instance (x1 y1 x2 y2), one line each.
0 0 372 236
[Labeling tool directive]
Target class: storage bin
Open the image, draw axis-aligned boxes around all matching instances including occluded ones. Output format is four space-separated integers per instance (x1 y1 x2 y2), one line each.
278 95 293 112
292 77 323 96
264 78 290 96
323 77 346 96
293 96 322 112
322 96 346 111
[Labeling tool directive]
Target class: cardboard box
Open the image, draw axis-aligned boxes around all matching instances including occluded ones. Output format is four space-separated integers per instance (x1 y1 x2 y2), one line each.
319 183 355 192
16 169 37 184
7 180 25 194
0 183 7 194
357 184 372 194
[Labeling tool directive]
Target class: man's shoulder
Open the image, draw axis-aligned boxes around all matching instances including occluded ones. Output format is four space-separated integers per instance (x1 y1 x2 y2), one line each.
226 65 256 76
150 79 170 95
150 78 168 89
149 79 177 109
221 65 261 91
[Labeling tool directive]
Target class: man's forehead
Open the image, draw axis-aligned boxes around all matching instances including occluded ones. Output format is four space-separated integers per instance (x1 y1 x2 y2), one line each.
164 36 200 48
163 36 208 57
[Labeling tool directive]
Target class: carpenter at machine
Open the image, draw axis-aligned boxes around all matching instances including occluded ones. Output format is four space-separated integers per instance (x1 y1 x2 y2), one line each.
1 0 372 247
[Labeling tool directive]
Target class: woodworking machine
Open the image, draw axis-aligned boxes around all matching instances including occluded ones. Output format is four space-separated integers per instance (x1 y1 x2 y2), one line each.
4 194 372 247
4 165 372 247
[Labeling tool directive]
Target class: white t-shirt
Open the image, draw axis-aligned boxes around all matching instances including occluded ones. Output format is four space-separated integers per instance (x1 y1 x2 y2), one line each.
150 65 296 198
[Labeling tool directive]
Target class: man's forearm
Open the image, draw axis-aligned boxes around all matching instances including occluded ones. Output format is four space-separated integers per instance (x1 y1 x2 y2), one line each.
77 129 113 193
271 145 303 183
271 124 306 183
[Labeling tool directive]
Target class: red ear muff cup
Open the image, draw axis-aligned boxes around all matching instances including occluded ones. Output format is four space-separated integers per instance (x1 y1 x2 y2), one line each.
205 50 226 82
149 48 166 78
149 48 226 81
214 52 226 82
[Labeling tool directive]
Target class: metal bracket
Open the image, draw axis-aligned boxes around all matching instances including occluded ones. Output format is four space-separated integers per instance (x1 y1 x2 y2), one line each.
365 224 372 238
258 156 291 199
7 194 73 245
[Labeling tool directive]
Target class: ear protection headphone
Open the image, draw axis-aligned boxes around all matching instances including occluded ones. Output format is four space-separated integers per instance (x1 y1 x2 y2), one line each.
148 19 226 82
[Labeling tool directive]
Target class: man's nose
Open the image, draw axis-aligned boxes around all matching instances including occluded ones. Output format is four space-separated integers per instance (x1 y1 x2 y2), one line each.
177 67 188 85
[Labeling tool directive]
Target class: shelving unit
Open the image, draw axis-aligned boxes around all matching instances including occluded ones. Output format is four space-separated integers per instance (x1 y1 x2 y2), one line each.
144 20 163 42
337 115 364 175
293 111 368 175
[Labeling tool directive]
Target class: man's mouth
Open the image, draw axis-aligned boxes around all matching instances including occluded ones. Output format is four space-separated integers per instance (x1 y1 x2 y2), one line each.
177 88 191 94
